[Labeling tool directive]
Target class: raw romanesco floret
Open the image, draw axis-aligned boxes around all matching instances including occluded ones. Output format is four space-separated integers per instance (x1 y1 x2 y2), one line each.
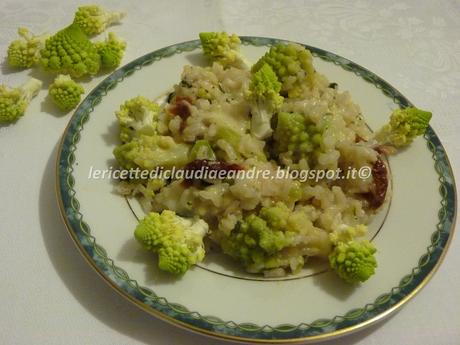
95 32 126 69
113 135 190 170
273 112 323 162
134 210 209 274
7 28 49 68
0 78 42 123
49 74 84 111
252 43 315 98
328 224 377 284
247 63 284 139
199 32 249 69
40 23 100 78
329 240 377 284
115 96 161 143
375 107 432 147
73 5 126 36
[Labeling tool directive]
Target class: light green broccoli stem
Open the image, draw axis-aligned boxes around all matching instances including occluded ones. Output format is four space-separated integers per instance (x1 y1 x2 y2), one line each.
213 127 242 161
49 74 84 111
0 78 42 123
375 107 432 147
329 224 367 245
95 32 126 69
116 96 161 143
113 135 191 170
134 210 208 275
7 28 49 69
199 32 249 69
40 23 101 78
197 87 212 100
73 5 126 36
273 112 323 162
329 240 377 284
248 63 284 139
252 43 315 98
190 140 216 160
214 127 241 147
214 128 268 162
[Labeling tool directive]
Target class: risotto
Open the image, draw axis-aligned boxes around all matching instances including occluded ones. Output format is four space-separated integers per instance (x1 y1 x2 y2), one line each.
112 34 405 280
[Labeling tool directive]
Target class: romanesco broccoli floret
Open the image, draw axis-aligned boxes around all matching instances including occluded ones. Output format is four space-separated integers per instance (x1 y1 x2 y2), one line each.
252 43 315 98
247 63 284 139
220 202 316 273
136 178 165 198
115 96 161 143
73 5 126 36
329 241 377 284
375 107 432 148
220 213 289 271
7 28 49 68
49 74 84 111
199 32 249 69
273 112 323 162
0 78 42 123
258 201 291 230
95 32 126 69
40 23 100 78
190 140 216 160
113 135 190 170
328 224 377 284
116 178 166 213
118 178 165 198
134 210 209 274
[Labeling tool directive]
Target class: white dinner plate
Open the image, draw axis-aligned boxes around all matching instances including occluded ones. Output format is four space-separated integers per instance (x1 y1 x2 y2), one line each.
56 37 457 343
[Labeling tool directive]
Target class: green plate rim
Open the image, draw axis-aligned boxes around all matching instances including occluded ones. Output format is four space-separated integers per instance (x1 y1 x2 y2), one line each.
56 37 457 343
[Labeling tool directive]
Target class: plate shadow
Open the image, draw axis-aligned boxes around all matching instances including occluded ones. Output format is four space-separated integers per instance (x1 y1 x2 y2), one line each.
39 141 227 345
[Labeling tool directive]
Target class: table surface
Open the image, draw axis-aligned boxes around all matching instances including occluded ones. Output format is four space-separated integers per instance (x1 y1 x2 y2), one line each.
1 1 459 344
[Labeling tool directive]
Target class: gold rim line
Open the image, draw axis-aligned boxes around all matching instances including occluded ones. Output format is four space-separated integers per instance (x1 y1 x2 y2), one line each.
54 123 457 345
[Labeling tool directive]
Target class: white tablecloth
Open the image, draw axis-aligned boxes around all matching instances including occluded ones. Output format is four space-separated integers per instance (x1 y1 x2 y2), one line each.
1 1 459 344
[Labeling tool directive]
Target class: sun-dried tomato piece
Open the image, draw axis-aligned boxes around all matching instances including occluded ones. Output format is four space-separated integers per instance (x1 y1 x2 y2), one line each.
361 157 388 209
